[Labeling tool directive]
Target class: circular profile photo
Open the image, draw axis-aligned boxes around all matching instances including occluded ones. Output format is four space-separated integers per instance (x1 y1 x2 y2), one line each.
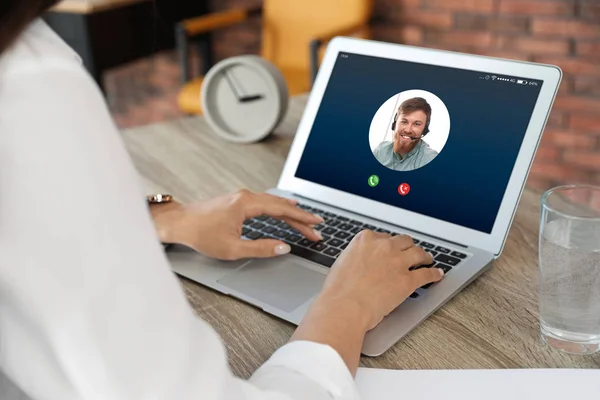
369 90 450 171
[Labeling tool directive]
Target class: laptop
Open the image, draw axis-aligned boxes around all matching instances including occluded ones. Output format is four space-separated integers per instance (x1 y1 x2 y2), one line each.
167 37 562 356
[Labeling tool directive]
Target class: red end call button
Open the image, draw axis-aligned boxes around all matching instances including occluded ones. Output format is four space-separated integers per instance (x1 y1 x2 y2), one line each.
398 183 410 196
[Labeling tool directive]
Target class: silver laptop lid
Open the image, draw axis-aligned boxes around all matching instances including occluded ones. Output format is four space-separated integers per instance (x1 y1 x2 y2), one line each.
277 37 561 256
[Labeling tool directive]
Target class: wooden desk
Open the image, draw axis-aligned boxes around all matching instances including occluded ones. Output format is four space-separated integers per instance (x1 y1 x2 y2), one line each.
121 95 600 378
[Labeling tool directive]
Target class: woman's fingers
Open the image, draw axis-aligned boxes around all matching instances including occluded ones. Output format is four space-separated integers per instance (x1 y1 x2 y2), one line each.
226 238 291 260
401 246 434 270
238 192 424 252
236 192 322 241
411 267 444 288
284 218 323 241
389 234 416 251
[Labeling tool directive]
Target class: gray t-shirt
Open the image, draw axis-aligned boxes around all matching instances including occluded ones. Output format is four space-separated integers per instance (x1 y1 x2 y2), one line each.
373 140 439 171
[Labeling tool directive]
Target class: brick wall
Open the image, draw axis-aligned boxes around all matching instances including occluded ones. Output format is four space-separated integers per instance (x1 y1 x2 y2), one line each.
209 0 600 191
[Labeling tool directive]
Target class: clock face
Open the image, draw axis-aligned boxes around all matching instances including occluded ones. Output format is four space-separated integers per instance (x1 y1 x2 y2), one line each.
202 57 286 143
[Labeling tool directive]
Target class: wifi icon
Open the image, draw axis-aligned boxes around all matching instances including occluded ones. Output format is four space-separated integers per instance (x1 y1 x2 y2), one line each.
492 76 497 80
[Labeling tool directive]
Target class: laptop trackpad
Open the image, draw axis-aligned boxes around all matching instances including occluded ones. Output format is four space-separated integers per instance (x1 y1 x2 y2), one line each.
217 257 325 313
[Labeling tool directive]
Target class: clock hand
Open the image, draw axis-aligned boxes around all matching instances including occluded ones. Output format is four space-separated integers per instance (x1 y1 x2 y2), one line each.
222 69 264 103
222 70 243 101
239 94 264 103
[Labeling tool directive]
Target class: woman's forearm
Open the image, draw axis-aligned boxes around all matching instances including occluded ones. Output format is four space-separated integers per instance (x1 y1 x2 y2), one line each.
290 295 370 376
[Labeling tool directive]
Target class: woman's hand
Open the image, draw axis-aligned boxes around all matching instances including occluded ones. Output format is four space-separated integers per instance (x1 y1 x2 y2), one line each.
150 189 323 260
318 230 444 331
291 230 444 375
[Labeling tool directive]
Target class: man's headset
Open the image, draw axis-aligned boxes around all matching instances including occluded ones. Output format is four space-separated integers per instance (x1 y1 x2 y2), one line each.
391 112 431 137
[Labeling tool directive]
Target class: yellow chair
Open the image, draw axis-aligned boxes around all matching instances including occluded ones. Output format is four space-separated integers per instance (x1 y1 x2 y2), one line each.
175 0 373 115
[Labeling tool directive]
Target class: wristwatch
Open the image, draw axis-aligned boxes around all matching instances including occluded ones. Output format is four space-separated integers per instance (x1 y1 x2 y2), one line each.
146 194 174 250
146 193 173 205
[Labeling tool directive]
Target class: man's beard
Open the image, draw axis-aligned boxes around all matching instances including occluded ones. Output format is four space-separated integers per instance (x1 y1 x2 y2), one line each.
393 131 419 155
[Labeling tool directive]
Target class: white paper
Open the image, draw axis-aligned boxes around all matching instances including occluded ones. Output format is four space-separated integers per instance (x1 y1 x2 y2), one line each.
355 368 600 400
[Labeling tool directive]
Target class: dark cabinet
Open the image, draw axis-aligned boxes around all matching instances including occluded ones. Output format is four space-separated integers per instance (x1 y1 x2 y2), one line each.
43 0 210 91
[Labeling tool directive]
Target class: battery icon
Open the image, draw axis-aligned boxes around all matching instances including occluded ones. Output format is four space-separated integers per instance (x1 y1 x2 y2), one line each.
517 79 528 85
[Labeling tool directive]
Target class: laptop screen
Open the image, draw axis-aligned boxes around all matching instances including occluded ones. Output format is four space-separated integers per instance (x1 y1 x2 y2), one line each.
294 52 544 234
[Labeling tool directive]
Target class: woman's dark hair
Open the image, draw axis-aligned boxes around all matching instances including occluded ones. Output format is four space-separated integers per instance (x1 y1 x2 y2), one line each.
0 0 60 55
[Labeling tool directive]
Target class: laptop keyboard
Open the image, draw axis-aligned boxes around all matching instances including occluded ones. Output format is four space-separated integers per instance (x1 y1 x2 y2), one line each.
242 203 468 298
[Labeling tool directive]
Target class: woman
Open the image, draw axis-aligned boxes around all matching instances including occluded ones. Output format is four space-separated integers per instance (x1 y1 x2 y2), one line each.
0 1 444 399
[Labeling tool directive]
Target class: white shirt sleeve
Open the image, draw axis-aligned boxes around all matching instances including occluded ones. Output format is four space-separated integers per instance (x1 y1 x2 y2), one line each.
0 58 359 400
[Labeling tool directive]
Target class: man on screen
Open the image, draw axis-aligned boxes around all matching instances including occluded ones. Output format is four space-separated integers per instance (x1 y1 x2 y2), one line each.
373 97 439 171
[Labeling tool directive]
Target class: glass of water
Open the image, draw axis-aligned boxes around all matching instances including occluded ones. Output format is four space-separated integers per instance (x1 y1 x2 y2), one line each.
539 185 600 354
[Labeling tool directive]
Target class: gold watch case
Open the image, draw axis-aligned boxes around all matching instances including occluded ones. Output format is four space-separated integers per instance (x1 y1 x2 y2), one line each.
146 194 173 204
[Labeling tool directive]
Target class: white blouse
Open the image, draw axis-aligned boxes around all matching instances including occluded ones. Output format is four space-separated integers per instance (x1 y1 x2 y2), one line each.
0 20 358 400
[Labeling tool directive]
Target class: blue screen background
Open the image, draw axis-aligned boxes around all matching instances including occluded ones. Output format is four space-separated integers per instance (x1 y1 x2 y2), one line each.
295 53 543 233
